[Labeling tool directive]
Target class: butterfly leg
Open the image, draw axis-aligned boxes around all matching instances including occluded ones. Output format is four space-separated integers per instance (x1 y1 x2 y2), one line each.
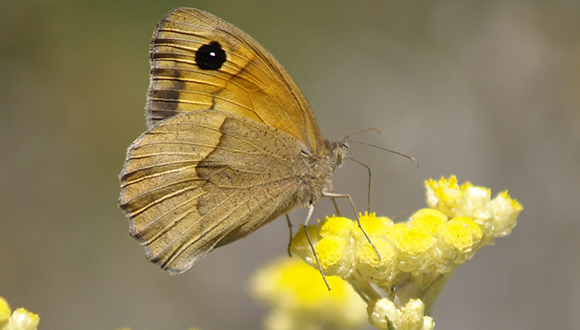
285 214 293 257
330 197 342 217
302 204 331 291
322 192 382 261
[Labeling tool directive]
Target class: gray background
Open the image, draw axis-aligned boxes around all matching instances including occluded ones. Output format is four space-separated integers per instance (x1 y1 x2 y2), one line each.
1 0 578 329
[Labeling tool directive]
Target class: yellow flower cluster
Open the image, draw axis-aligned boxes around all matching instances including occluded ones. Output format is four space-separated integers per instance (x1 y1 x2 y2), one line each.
289 176 523 330
249 257 367 330
0 296 39 330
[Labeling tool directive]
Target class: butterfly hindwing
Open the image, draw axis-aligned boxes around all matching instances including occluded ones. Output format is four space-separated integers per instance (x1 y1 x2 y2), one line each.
120 110 308 273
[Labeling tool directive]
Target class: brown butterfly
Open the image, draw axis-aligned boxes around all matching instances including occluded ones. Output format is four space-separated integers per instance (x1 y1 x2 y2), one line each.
119 8 359 275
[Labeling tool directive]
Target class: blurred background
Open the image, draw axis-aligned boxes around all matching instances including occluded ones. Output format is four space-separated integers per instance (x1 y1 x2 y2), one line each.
1 0 579 329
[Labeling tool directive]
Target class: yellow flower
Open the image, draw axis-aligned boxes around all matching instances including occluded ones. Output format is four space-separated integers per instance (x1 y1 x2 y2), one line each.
0 296 40 330
316 216 357 277
435 216 483 266
315 236 349 272
319 216 355 238
484 191 522 238
250 257 367 330
425 176 521 243
0 298 10 326
356 239 398 283
425 176 461 214
440 217 482 252
355 212 392 241
410 209 448 236
289 224 321 265
386 223 436 273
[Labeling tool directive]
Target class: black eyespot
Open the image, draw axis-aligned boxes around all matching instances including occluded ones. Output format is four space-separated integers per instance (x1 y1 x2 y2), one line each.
195 41 226 70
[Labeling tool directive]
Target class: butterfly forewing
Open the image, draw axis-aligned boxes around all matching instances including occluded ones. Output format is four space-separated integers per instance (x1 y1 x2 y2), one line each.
146 8 326 155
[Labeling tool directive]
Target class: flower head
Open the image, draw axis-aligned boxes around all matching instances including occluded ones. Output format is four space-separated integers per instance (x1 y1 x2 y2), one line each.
249 257 367 330
288 176 522 330
369 298 434 330
0 296 40 330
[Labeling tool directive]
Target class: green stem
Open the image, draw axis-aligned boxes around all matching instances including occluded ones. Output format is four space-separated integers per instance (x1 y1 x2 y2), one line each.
421 273 451 315
348 276 382 303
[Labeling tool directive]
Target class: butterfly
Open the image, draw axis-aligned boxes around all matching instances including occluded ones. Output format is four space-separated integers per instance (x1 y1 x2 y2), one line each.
119 7 357 275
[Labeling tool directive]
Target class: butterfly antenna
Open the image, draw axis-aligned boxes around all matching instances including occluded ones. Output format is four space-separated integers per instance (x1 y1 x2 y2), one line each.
350 140 419 167
345 127 382 137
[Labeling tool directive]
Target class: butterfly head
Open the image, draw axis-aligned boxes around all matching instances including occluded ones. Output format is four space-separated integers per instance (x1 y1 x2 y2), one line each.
326 137 350 170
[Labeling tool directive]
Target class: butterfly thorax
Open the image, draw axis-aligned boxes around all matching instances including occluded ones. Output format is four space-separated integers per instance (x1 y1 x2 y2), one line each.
294 138 350 208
